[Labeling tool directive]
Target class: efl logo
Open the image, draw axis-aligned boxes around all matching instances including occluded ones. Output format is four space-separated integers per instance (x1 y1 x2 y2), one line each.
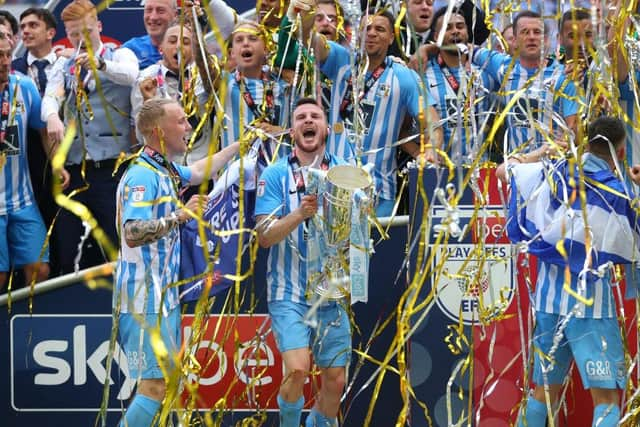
432 243 514 325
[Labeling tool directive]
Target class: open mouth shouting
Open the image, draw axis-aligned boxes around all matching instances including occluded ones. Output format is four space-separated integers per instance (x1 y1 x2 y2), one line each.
240 49 254 61
302 127 317 141
319 28 334 37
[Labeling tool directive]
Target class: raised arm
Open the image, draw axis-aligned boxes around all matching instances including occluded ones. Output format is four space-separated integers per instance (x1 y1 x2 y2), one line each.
188 141 240 185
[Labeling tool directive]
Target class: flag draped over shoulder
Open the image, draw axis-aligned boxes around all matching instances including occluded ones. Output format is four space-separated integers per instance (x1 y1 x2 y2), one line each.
506 157 640 275
179 155 258 302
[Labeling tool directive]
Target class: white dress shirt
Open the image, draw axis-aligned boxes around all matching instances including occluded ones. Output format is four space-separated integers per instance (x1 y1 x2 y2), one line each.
41 42 139 121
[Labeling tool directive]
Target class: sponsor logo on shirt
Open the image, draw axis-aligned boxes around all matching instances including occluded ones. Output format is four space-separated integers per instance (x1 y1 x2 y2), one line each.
131 185 145 202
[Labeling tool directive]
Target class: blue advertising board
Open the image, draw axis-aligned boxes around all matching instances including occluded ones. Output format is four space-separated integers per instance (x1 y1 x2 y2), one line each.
1 226 408 426
408 167 522 426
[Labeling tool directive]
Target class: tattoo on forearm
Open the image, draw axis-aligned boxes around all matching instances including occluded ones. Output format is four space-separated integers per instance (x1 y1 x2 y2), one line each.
124 216 179 246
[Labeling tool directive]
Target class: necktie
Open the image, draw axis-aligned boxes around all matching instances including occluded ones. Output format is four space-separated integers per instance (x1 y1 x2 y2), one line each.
33 59 49 96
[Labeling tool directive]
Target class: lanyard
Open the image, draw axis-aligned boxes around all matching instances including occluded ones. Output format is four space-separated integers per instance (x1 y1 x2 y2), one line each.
288 150 331 194
235 70 276 124
0 76 19 143
339 60 386 121
437 54 460 94
0 84 10 144
141 145 183 196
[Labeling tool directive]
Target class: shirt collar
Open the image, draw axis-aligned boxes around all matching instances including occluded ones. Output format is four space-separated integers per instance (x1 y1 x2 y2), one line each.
160 61 191 79
582 152 611 173
26 50 57 66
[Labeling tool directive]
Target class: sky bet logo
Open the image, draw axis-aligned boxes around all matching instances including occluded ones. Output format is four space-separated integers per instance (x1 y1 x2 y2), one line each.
431 206 509 245
11 315 134 411
11 314 311 411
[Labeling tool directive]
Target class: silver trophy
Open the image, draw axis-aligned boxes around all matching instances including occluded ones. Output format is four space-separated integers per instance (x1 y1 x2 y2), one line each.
310 164 372 299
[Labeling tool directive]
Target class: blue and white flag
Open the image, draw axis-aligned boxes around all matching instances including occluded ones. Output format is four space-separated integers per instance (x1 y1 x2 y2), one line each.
179 153 259 302
506 156 640 276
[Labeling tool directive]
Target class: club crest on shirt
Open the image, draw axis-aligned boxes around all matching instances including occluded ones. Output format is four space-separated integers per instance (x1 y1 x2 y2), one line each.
131 185 146 202
257 180 266 197
376 84 390 97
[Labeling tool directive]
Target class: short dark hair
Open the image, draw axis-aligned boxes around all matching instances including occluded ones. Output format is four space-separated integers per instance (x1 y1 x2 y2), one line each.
291 97 325 126
366 8 395 33
513 10 546 34
430 6 466 36
295 97 322 110
0 10 20 36
559 8 591 31
20 8 57 30
587 116 626 159
0 11 18 36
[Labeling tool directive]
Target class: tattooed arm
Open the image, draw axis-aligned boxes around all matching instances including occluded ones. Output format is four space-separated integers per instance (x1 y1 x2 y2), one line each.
123 195 209 248
123 215 181 248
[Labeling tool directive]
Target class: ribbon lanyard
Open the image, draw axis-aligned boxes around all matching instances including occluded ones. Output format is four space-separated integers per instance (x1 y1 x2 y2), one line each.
0 83 11 143
340 60 386 120
437 54 461 94
0 77 19 143
142 145 183 195
236 70 275 124
288 150 331 194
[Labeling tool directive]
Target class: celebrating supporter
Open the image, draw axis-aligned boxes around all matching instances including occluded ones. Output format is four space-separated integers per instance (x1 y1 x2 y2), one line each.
114 98 239 427
422 7 497 164
131 23 215 165
255 97 351 427
123 0 177 70
220 21 290 155
302 4 442 216
472 10 579 155
41 0 138 273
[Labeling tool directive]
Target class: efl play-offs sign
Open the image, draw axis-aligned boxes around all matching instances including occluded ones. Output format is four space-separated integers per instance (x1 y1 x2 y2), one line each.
430 169 514 326
431 206 513 326
11 314 314 411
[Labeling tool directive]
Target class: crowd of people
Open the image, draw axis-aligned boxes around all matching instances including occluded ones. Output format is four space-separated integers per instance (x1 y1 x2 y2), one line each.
3 0 640 426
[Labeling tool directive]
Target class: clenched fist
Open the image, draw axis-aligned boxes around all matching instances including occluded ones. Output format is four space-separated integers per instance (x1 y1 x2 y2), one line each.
139 77 158 101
